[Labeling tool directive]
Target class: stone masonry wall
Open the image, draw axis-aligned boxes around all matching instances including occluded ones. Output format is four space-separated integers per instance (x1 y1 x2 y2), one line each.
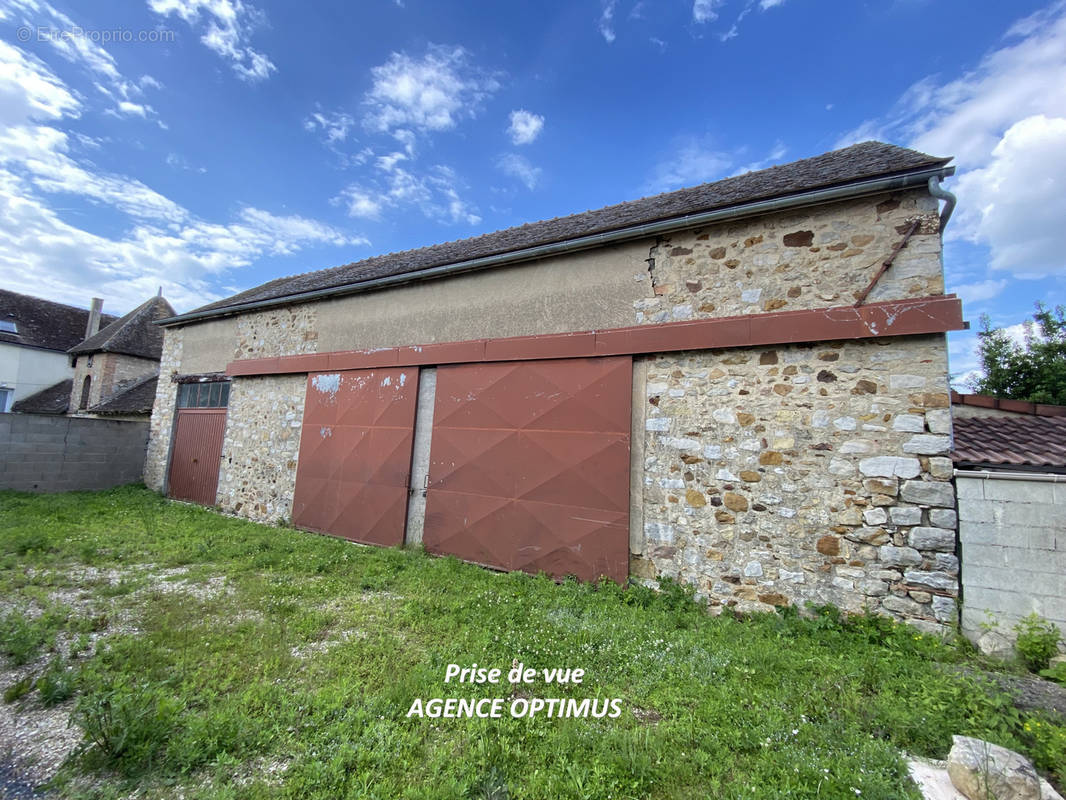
234 306 318 360
144 327 183 491
71 352 157 413
215 374 305 523
633 190 941 324
634 335 958 634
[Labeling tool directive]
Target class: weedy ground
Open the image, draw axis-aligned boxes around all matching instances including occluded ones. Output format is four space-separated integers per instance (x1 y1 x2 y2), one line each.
0 485 1062 800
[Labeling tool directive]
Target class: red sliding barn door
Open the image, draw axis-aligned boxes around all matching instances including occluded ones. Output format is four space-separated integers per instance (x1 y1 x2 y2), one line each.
292 368 418 546
423 357 631 582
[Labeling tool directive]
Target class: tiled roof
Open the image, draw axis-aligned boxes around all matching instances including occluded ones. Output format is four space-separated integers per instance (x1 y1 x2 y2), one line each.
951 391 1066 417
0 289 117 352
185 141 951 318
89 374 158 415
10 379 72 415
69 296 175 360
952 416 1066 471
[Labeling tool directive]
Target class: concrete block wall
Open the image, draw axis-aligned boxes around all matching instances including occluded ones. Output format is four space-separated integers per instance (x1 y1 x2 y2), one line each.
0 413 148 492
958 472 1066 650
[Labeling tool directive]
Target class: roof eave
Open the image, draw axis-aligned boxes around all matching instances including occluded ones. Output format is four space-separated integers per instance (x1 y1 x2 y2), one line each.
158 163 955 328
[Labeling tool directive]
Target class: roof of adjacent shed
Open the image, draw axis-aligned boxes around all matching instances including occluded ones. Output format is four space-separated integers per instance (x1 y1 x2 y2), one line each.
0 289 117 352
952 416 1066 471
89 374 159 415
10 379 72 415
184 141 951 318
69 295 175 359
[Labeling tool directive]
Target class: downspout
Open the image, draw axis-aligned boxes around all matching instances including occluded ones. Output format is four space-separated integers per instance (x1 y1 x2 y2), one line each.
928 176 956 233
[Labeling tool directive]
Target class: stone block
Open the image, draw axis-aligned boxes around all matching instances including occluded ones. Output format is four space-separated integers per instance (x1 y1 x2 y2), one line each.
859 456 921 479
929 508 957 529
902 434 951 455
879 545 922 567
863 507 888 526
955 476 986 500
983 479 1055 505
889 506 922 525
947 736 1040 800
931 595 957 623
907 527 956 552
892 414 925 433
900 480 955 507
927 457 954 479
925 409 952 435
903 570 956 592
882 594 922 616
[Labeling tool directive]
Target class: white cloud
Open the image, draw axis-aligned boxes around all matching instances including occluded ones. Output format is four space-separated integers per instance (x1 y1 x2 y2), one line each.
363 45 499 136
760 0 786 8
599 0 617 43
0 35 361 314
304 109 355 145
693 0 723 24
0 0 161 119
646 137 731 193
953 278 1008 305
496 153 541 190
148 0 276 82
340 158 480 225
953 115 1066 278
837 4 1066 279
646 138 787 193
507 109 543 145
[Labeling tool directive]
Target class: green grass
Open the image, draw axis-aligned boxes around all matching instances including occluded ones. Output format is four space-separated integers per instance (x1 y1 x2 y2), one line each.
0 485 1062 799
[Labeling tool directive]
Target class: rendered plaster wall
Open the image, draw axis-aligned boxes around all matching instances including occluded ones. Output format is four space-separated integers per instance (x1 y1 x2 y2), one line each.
633 335 958 632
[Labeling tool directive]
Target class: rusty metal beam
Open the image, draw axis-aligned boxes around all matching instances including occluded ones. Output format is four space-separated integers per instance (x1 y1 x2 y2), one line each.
226 294 965 378
853 220 921 307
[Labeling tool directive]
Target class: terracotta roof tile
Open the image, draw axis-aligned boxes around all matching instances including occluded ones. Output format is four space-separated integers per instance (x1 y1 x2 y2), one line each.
952 416 1066 470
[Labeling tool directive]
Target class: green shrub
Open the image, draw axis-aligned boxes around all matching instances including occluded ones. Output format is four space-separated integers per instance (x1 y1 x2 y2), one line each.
72 678 183 772
3 675 34 703
37 656 76 706
1013 613 1062 672
0 609 48 665
1039 660 1066 686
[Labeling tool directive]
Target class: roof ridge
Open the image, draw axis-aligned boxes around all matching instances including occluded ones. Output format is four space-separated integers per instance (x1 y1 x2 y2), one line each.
180 140 952 320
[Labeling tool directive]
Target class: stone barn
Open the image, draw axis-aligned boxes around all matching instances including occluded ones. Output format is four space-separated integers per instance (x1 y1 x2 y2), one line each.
146 141 966 632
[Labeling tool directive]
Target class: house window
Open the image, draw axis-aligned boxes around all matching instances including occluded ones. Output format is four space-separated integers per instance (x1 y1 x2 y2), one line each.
79 376 91 410
0 319 16 333
0 388 12 412
177 381 230 409
87 354 94 367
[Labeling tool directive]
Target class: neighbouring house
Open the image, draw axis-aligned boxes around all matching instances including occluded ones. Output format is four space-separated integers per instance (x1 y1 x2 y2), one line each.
951 394 1066 653
0 289 117 413
66 294 175 421
146 141 967 633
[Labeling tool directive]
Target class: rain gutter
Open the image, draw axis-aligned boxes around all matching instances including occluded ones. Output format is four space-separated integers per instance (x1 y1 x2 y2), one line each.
158 164 955 327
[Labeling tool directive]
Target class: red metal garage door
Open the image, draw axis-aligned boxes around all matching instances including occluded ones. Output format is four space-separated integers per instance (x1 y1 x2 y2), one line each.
291 368 418 546
168 408 226 505
423 357 632 582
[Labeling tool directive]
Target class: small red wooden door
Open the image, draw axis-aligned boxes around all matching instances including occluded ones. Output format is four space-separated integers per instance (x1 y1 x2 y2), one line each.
291 368 419 546
167 408 227 505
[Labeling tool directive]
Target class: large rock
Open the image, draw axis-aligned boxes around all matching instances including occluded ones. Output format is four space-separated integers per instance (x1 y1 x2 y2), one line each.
947 735 1040 800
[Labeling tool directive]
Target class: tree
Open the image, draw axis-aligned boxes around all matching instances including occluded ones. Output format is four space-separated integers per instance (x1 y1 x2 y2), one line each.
970 303 1066 405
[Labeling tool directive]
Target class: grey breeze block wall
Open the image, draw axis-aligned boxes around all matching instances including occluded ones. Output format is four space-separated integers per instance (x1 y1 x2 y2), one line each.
0 413 148 492
958 472 1066 649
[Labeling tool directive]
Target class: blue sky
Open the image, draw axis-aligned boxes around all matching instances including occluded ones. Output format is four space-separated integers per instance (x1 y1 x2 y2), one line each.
1 0 1064 385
